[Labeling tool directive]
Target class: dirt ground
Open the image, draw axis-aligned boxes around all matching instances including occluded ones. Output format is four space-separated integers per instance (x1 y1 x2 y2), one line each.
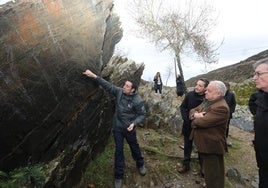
120 125 258 188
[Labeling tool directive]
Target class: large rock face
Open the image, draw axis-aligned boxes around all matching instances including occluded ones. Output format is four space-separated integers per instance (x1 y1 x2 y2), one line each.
0 0 123 186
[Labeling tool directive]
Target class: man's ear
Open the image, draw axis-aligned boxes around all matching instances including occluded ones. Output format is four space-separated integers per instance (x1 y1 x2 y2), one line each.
131 88 135 93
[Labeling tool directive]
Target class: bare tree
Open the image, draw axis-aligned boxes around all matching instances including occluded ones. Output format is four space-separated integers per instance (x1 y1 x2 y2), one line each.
127 0 220 91
164 63 173 86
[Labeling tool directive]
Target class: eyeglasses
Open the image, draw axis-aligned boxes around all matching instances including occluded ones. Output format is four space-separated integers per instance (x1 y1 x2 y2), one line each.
253 71 268 78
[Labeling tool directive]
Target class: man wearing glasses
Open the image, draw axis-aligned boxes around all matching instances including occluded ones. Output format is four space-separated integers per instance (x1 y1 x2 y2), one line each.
251 57 268 188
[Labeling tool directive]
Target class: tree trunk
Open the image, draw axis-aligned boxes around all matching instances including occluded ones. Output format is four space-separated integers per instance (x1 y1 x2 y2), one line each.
175 53 188 93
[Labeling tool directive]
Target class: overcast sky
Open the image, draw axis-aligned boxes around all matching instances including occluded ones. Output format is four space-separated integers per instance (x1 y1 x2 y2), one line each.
113 0 268 86
1 0 268 86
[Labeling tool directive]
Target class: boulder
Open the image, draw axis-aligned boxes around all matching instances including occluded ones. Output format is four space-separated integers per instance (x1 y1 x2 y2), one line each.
0 0 124 186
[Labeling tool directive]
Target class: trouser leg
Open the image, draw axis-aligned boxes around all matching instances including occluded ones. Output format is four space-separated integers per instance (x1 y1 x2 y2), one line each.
255 148 268 188
125 129 144 168
183 135 193 166
198 152 204 177
259 168 268 188
113 130 125 179
200 153 224 188
226 118 230 137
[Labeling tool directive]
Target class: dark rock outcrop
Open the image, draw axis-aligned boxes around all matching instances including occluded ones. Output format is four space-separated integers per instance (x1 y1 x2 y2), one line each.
0 0 124 186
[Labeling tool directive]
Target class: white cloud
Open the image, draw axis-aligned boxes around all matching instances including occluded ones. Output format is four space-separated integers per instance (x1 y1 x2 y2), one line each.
0 0 12 5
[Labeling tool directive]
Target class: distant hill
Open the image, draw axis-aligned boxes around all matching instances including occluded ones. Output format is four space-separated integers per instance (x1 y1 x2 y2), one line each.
185 49 268 87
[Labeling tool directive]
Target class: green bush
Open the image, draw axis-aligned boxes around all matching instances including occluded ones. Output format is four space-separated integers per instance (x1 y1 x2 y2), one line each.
232 81 256 105
0 164 47 188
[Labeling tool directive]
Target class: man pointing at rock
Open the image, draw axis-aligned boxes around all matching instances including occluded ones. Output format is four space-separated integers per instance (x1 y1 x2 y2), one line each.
83 69 147 188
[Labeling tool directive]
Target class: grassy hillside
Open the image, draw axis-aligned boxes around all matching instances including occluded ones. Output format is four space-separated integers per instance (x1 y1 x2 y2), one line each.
186 49 268 87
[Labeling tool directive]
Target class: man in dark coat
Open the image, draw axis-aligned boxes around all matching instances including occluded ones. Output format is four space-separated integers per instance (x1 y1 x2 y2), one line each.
83 69 147 188
251 57 268 188
176 74 185 97
224 82 236 146
190 80 229 188
179 78 209 173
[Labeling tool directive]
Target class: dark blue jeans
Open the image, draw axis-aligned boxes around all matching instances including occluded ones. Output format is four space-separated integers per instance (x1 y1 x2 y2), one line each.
183 134 193 166
113 129 144 179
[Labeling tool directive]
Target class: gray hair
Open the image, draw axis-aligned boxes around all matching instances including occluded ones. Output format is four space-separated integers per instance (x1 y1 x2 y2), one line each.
210 80 227 96
253 57 268 70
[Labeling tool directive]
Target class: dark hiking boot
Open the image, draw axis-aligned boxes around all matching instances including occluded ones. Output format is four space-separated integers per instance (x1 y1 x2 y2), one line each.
138 165 146 176
178 165 190 174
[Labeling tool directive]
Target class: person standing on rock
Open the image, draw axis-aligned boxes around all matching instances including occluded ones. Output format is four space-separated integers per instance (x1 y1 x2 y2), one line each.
189 80 229 188
83 69 147 188
179 78 209 173
251 57 268 188
223 82 236 146
153 72 163 94
176 74 185 97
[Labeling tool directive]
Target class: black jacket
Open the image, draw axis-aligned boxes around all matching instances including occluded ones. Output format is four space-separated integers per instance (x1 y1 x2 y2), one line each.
95 77 146 130
249 91 259 116
224 90 236 118
176 77 185 96
154 76 162 87
180 90 205 136
253 90 268 168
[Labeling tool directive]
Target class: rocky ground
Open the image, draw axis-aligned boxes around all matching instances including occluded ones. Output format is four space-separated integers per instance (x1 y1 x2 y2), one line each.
122 125 257 188
78 86 258 188
79 124 258 188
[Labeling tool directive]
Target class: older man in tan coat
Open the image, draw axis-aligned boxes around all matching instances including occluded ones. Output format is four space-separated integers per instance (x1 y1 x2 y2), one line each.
189 80 229 188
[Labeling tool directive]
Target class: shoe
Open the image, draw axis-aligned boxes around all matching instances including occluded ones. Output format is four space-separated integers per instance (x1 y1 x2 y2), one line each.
200 182 206 188
178 165 190 174
138 165 146 176
114 179 122 188
226 138 232 147
192 168 198 175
